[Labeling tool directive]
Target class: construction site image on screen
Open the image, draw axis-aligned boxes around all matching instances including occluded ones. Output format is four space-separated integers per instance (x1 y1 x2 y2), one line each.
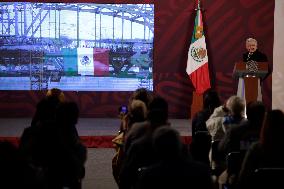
0 3 154 91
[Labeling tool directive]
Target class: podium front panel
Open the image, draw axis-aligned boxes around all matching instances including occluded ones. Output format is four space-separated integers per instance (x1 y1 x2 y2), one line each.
244 76 258 103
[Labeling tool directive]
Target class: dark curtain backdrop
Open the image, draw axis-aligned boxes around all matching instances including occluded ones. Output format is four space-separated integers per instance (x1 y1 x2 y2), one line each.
0 0 274 118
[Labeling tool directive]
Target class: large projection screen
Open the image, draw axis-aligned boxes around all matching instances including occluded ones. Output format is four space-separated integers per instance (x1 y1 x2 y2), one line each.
0 3 154 91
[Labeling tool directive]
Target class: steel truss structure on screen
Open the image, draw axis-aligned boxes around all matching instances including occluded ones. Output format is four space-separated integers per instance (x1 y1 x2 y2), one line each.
0 3 153 47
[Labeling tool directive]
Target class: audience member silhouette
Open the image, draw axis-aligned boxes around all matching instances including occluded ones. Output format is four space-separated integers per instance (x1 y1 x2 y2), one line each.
219 101 266 154
238 109 284 189
19 98 86 189
206 95 246 141
192 89 221 137
0 140 47 188
0 141 26 188
31 88 64 127
135 127 213 189
119 87 152 133
48 101 86 189
19 96 62 164
46 87 65 102
129 87 153 108
190 89 220 165
118 99 147 152
30 95 62 128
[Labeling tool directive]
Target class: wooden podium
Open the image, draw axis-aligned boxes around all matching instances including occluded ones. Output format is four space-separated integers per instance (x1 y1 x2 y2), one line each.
233 62 268 103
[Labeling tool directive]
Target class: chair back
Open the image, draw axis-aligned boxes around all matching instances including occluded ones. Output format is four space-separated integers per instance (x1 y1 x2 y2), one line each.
226 151 241 175
190 131 211 165
210 140 225 175
211 140 223 162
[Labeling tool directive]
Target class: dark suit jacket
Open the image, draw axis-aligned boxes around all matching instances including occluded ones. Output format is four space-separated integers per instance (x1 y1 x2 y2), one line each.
243 50 268 62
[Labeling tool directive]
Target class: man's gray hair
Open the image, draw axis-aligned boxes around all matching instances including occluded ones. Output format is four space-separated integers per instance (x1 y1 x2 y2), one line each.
226 95 245 117
246 37 258 45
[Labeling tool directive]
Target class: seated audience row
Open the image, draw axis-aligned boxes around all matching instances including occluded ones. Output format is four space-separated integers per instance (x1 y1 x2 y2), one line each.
190 89 284 189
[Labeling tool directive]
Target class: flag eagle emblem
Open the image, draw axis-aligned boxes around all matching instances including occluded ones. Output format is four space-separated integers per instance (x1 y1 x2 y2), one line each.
190 47 207 62
81 55 91 65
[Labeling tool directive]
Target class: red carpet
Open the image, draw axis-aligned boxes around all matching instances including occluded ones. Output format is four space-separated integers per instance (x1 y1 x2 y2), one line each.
0 136 192 148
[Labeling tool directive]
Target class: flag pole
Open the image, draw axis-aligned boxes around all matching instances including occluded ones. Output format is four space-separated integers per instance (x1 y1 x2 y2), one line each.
195 0 204 11
197 0 200 10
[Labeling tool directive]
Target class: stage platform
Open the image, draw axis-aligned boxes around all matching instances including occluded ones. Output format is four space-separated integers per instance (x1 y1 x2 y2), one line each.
0 118 192 148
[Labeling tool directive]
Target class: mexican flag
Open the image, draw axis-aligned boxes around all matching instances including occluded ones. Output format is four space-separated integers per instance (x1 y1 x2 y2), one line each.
186 5 211 94
62 48 110 76
77 48 95 76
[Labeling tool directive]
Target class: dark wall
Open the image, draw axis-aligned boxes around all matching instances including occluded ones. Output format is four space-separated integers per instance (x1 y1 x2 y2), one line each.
0 0 274 118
